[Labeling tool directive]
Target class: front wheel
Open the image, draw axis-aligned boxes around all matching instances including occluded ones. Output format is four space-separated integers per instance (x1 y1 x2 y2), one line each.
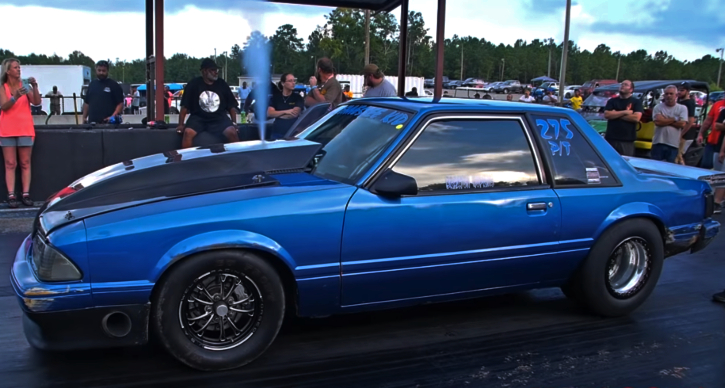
503 88 509 94
568 219 664 317
152 250 285 371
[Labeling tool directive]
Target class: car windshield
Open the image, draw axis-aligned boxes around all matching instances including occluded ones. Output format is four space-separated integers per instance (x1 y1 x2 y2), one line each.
299 104 413 185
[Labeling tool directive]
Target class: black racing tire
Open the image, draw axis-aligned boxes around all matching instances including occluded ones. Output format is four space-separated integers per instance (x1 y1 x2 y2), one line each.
574 219 664 317
152 250 285 371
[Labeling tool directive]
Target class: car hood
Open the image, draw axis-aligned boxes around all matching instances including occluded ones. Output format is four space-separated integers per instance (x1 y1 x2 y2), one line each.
35 139 323 234
624 156 725 188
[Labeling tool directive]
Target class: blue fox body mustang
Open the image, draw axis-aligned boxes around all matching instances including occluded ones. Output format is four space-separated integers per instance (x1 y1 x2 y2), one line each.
10 98 720 370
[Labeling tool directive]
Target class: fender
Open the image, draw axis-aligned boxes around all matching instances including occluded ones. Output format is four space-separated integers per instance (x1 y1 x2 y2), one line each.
594 202 667 241
150 230 296 282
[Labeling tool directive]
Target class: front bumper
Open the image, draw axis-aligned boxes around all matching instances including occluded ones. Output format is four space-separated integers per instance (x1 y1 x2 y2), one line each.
665 218 720 257
10 234 150 351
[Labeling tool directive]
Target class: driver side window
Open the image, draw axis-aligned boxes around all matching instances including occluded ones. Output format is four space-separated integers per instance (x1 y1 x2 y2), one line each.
391 119 540 193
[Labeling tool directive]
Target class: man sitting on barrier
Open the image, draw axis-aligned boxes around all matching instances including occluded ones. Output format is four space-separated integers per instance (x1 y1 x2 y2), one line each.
176 59 239 148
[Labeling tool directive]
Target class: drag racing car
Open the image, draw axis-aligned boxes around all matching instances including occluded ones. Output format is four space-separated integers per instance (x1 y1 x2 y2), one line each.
11 98 721 371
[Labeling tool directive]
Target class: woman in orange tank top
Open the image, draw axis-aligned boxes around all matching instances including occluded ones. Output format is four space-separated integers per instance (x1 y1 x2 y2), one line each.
0 58 41 208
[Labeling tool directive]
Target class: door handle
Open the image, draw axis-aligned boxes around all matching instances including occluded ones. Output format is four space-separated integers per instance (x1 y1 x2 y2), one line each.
527 202 548 211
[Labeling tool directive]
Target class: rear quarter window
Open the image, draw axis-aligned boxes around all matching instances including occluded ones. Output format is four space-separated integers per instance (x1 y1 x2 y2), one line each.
529 114 619 187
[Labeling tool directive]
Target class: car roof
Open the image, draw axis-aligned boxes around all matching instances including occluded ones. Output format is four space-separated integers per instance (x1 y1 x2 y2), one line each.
595 80 709 93
346 97 573 115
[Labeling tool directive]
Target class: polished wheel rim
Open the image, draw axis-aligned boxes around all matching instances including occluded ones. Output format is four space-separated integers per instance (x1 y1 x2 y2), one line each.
606 237 651 298
179 270 263 351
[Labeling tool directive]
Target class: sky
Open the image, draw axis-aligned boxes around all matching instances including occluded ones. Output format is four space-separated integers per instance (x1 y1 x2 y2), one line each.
1 0 724 65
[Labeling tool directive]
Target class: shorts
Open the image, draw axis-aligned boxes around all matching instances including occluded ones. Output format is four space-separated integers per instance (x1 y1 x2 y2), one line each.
185 115 234 135
713 153 725 172
606 139 635 156
651 143 678 163
0 136 34 147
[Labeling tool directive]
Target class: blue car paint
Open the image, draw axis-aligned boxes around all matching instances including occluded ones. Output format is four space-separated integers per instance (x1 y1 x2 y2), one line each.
11 221 93 313
83 178 356 311
11 98 720 322
339 186 584 307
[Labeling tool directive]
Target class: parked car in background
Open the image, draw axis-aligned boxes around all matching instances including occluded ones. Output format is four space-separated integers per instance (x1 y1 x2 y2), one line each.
494 80 524 94
559 85 583 99
447 80 463 89
580 79 618 99
708 91 723 103
482 82 501 93
533 82 559 100
462 78 486 88
13 97 721 372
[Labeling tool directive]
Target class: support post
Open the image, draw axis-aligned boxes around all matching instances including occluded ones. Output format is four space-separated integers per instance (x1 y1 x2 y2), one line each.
397 0 409 97
460 47 463 80
717 48 724 88
433 0 446 102
616 55 621 81
365 10 370 66
155 0 165 122
558 0 571 106
145 0 154 122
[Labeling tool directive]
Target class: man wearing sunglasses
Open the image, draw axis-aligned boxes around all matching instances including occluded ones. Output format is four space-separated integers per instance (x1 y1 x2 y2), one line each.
177 58 239 148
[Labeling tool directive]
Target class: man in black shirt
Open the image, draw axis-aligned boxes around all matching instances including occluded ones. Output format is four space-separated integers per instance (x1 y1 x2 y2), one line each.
603 80 643 156
676 81 697 164
267 73 304 140
82 60 124 123
177 58 239 148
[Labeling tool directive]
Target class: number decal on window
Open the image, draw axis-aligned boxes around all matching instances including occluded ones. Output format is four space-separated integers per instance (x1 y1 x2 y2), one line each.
537 118 573 156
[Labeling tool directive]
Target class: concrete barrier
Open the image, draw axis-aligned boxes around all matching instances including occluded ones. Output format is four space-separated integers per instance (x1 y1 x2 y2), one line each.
0 124 262 202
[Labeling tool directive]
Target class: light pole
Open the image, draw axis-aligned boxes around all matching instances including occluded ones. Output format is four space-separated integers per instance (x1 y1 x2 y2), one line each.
460 44 464 81
615 52 621 82
221 51 228 80
501 58 505 81
546 37 555 78
557 0 571 106
717 48 724 88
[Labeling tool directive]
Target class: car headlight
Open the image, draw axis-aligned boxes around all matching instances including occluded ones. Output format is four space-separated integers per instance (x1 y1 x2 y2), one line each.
31 234 82 282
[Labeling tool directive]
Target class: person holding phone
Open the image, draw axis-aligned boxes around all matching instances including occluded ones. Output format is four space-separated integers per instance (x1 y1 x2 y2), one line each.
0 58 41 208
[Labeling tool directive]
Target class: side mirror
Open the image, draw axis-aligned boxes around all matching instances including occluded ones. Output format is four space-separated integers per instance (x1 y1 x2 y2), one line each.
371 170 418 198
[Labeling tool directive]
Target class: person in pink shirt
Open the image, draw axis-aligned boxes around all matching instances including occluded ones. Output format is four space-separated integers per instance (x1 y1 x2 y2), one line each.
0 58 41 208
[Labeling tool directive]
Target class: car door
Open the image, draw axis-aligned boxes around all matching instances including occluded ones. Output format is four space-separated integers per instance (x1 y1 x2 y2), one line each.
340 115 564 308
527 112 624 254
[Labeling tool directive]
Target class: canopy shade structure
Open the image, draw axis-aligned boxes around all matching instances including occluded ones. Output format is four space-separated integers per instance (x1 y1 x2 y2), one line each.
531 76 557 82
145 0 447 121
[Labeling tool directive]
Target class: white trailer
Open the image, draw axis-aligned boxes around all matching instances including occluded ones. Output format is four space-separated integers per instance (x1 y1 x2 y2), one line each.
21 65 92 115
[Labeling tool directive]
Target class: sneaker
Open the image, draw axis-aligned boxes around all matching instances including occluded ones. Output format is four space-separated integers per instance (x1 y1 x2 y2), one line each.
7 193 18 209
715 202 722 215
713 291 725 303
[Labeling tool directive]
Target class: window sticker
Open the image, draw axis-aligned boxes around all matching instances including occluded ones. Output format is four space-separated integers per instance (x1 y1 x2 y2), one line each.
337 105 410 126
536 118 574 157
586 167 601 184
445 175 494 190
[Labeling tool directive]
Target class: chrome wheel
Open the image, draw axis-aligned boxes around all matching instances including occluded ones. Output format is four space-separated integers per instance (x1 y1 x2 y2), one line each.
606 237 651 298
179 270 263 350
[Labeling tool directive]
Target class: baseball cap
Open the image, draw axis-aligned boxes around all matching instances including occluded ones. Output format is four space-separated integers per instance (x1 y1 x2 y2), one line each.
362 64 383 77
200 58 219 70
678 81 691 91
